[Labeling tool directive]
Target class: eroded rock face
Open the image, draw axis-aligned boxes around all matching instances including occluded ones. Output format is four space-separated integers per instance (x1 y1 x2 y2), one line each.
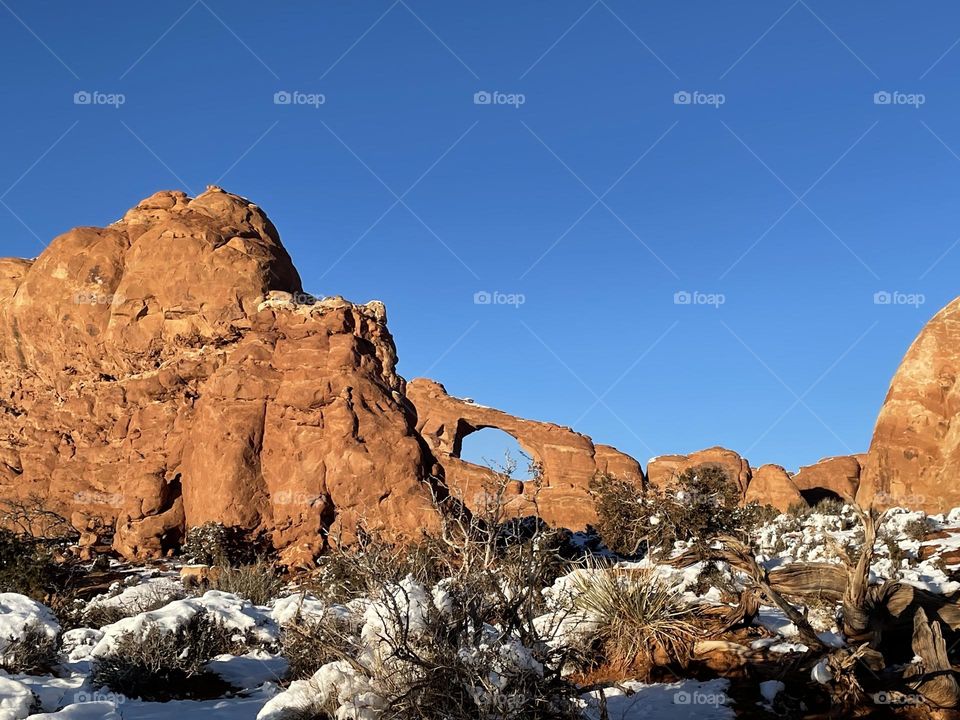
744 464 803 511
792 455 864 504
860 297 960 512
406 379 644 530
0 188 439 562
647 447 752 496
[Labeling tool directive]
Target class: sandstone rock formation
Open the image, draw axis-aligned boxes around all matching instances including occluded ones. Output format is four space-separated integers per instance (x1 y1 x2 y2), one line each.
406 378 644 529
647 447 752 496
743 464 803 511
0 187 439 563
791 455 864 504
860 297 960 512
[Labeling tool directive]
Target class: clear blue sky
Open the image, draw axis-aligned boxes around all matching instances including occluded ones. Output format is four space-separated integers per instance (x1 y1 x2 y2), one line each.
1 1 957 473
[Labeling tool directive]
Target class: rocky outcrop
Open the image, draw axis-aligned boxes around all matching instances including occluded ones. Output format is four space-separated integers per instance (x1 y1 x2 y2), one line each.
406 379 644 530
860 297 960 512
647 447 752 496
0 187 439 563
744 464 803 511
792 455 864 504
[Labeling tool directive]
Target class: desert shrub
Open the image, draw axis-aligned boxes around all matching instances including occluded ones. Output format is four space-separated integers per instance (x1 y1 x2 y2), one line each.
309 533 448 606
212 559 285 606
90 609 239 701
82 583 187 629
181 522 272 566
1 622 58 673
902 518 929 542
591 466 773 556
572 565 698 673
589 473 648 556
0 529 65 599
281 613 362 680
272 468 583 719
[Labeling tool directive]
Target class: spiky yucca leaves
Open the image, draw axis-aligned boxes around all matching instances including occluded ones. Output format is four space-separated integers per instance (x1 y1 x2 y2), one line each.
572 566 698 673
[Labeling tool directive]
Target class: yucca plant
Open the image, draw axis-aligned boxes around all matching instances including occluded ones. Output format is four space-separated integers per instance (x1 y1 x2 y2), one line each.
572 564 698 673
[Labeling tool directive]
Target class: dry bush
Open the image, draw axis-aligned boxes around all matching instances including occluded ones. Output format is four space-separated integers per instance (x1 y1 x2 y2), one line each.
211 559 285 606
0 494 75 542
90 609 239 701
1 622 58 674
591 466 775 556
281 613 361 681
181 522 273 566
571 565 698 673
280 465 584 719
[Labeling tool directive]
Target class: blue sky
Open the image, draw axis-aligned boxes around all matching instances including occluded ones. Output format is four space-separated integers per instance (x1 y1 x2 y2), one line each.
1 1 957 473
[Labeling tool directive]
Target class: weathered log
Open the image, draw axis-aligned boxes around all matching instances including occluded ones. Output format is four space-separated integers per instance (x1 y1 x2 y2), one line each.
907 607 960 708
767 563 847 601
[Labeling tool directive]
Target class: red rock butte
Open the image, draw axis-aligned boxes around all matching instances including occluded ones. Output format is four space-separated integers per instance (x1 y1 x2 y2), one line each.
0 187 955 563
0 187 647 563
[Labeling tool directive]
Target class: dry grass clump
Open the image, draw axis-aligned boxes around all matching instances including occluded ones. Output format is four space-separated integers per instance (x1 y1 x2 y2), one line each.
572 565 698 673
211 559 285 606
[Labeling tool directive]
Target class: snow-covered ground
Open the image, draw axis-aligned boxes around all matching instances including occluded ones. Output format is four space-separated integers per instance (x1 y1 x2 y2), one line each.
3 504 960 719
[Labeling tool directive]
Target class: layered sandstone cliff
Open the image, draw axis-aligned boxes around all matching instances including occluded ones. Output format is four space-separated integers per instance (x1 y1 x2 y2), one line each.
0 187 439 563
860 297 960 511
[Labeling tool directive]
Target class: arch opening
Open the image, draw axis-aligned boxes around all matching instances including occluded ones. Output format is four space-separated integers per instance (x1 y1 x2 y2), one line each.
799 487 844 507
456 427 535 480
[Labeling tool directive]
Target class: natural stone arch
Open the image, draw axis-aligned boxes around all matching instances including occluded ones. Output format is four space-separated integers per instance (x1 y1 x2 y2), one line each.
452 422 541 478
406 378 644 529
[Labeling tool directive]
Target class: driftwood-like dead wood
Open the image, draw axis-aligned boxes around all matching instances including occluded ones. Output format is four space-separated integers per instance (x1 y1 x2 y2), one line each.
905 607 960 708
840 505 880 645
696 588 762 636
767 563 847 601
672 537 826 650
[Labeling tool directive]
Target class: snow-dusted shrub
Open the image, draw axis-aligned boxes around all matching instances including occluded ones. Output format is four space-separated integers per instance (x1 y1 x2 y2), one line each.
570 565 697 673
591 467 776 556
265 472 583 720
263 574 580 720
0 593 60 673
90 608 239 700
281 611 360 681
1 621 59 673
83 579 186 629
181 522 272 566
